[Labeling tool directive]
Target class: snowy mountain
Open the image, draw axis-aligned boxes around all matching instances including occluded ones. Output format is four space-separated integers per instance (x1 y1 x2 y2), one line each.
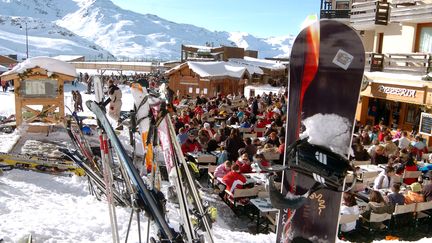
0 0 294 60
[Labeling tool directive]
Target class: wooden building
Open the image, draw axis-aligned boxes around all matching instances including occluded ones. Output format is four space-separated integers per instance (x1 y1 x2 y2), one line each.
228 57 287 86
0 57 76 127
0 55 18 69
181 45 258 62
166 61 250 98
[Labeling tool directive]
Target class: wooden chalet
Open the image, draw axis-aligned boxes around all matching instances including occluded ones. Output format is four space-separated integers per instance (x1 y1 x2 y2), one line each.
166 61 250 98
0 57 76 128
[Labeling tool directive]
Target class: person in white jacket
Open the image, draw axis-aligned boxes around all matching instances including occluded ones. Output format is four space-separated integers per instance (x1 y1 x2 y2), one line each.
107 79 122 128
373 166 395 190
340 192 360 232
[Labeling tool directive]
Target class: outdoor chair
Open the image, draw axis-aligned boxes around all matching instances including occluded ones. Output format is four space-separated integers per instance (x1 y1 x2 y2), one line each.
243 133 257 139
238 127 252 133
224 187 259 215
253 127 266 134
402 171 423 185
361 212 392 234
415 201 432 230
390 203 416 233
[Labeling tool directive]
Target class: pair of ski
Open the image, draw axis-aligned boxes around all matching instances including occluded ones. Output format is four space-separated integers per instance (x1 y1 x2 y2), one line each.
84 98 213 243
272 20 365 243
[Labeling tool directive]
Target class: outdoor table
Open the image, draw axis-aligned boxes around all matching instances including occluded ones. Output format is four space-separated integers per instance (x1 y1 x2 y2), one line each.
358 164 384 172
228 124 241 129
250 197 278 233
244 172 267 184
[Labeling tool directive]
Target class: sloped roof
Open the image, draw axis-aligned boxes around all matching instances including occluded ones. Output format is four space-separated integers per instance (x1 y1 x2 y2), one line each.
2 56 76 77
229 56 286 71
187 61 247 79
52 55 84 62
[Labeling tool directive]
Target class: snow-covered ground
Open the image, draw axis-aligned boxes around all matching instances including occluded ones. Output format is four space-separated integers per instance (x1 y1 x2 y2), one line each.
0 83 275 243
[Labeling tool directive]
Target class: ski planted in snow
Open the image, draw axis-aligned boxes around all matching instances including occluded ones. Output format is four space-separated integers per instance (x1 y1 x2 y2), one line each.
87 100 182 242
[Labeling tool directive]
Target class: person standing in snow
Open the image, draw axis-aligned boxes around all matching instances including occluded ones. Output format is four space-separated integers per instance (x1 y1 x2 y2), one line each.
107 79 122 128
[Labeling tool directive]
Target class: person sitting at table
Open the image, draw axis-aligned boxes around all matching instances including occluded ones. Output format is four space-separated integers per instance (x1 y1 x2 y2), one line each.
254 153 270 170
422 183 432 202
254 118 267 137
181 131 201 154
214 160 232 179
340 192 360 233
244 137 257 161
398 131 411 150
264 122 278 137
225 129 245 161
387 183 405 206
222 164 247 193
383 136 398 157
371 145 388 165
265 132 281 148
236 152 253 173
367 139 379 158
202 122 215 138
227 113 239 126
373 166 395 190
411 135 428 160
405 182 425 204
177 127 188 145
359 129 371 146
361 190 393 229
353 144 370 161
240 117 252 128
402 157 419 185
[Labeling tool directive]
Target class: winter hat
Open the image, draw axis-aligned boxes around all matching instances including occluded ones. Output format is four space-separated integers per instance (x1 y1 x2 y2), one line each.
204 123 211 129
410 182 422 193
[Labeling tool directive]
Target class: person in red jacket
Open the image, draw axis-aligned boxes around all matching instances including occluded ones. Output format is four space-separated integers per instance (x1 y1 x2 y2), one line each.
236 153 253 173
181 131 201 154
403 157 419 185
222 164 247 193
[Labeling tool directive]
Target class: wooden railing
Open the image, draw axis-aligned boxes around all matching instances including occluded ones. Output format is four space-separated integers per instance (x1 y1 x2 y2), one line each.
390 1 432 23
320 9 350 19
365 52 432 74
350 0 390 28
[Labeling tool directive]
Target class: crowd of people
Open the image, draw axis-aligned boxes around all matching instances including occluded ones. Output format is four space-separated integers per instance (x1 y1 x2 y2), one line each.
170 90 287 193
339 122 432 234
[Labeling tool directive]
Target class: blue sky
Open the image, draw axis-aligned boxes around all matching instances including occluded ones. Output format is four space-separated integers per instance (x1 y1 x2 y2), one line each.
111 0 320 38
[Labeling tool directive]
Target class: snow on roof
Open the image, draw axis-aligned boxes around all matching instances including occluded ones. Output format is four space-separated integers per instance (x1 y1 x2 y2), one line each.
227 61 263 75
3 56 76 77
244 84 284 92
0 64 8 72
228 56 286 71
183 45 214 52
76 68 148 76
187 61 247 79
71 61 153 66
52 55 84 62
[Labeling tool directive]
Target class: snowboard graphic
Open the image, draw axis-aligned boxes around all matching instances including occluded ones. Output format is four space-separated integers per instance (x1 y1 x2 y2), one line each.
275 20 365 242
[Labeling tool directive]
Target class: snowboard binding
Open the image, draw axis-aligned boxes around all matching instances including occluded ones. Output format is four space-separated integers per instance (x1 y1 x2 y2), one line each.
286 138 353 191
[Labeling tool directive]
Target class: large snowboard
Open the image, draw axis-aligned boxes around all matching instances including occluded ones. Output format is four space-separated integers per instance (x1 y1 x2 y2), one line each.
276 20 365 242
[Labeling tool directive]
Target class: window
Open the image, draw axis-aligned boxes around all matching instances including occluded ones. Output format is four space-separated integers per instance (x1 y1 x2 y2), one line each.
21 79 58 98
406 104 420 124
335 0 350 9
203 88 208 94
195 88 200 94
188 87 193 93
416 23 432 53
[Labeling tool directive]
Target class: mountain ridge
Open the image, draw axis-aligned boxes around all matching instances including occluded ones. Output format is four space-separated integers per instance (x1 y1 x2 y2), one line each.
0 0 294 60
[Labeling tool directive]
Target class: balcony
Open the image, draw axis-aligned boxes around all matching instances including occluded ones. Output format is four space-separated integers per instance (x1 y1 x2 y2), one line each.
390 1 432 23
320 9 350 19
365 52 432 74
350 0 390 30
